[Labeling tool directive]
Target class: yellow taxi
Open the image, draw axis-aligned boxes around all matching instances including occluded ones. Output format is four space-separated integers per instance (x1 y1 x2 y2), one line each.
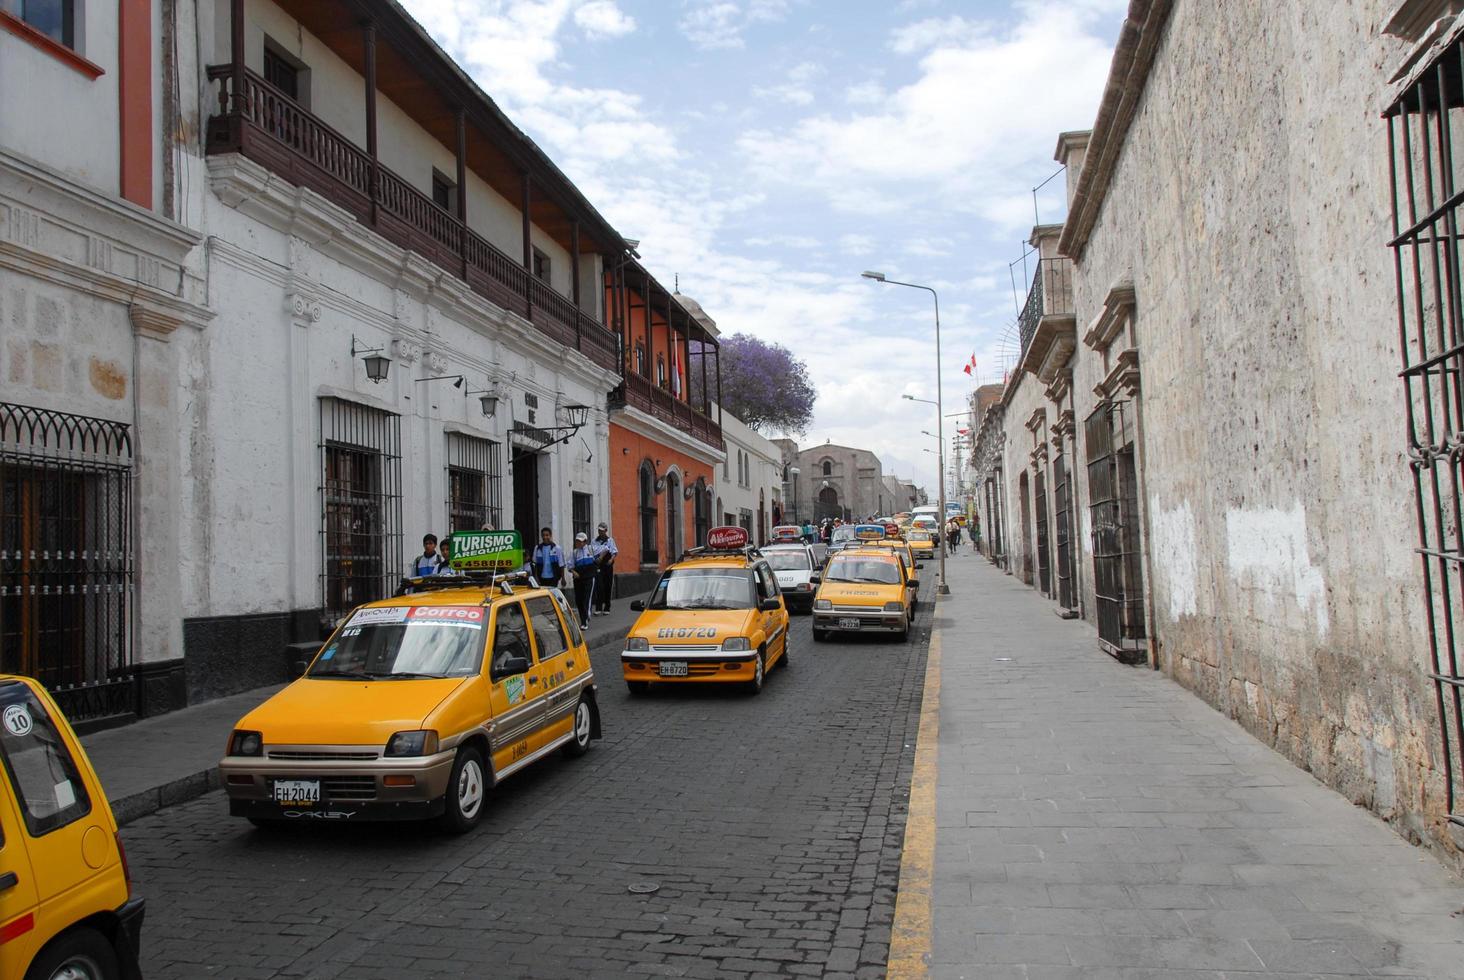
0 676 144 980
220 531 601 834
623 526 790 695
811 547 918 642
906 525 938 560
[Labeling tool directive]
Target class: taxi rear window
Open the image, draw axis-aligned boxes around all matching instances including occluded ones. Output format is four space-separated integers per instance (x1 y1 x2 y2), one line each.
0 681 92 837
310 605 487 679
825 556 902 585
762 550 811 571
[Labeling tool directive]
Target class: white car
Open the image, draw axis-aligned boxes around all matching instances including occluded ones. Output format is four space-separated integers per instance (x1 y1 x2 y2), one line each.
760 543 818 613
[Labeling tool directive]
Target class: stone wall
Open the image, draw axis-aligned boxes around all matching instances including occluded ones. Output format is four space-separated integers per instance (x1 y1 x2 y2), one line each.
1061 1 1455 856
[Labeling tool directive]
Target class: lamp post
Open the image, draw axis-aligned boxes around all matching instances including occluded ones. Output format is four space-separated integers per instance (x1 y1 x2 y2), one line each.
898 368 951 594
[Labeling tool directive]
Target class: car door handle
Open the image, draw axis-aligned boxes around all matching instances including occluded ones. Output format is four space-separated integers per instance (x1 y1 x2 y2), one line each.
528 677 539 685
0 872 17 892
567 660 575 668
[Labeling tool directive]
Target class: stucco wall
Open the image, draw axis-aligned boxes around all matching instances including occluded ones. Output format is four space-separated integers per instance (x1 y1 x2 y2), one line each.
997 373 1053 592
607 421 715 570
1064 1 1446 850
715 407 782 543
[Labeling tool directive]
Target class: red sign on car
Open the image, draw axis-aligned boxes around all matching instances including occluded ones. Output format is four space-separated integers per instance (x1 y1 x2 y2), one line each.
707 525 749 550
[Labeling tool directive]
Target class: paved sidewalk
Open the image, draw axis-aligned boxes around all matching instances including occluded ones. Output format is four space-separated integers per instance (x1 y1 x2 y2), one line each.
924 555 1464 978
83 593 643 826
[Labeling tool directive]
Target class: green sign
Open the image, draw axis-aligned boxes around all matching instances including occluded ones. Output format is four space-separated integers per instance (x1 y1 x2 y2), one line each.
449 530 524 571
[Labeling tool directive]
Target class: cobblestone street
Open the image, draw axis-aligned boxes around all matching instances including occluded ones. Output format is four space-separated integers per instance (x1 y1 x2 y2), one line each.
123 588 933 979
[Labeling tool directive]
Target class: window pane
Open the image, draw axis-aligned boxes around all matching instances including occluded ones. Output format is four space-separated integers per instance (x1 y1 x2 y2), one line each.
525 596 569 661
0 682 91 837
20 0 71 47
490 603 530 671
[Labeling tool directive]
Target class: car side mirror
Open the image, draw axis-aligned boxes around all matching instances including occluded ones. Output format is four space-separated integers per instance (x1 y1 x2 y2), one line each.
809 574 821 585
759 598 781 612
630 599 645 611
907 578 920 589
490 656 530 681
292 659 309 678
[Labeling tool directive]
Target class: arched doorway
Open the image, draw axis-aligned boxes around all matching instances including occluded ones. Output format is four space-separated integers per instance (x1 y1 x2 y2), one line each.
638 462 658 566
816 485 840 521
665 470 682 560
693 479 710 546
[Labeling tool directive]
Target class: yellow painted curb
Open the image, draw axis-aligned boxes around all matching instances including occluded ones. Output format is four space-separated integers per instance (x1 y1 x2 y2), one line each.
887 613 941 978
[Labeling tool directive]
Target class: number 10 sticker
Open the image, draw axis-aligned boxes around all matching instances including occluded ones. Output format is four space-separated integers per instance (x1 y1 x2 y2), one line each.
3 704 33 737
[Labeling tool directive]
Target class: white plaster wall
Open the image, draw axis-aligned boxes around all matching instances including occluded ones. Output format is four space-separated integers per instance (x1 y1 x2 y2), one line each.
1063 0 1441 844
714 407 783 530
182 186 611 620
997 373 1052 591
0 5 122 195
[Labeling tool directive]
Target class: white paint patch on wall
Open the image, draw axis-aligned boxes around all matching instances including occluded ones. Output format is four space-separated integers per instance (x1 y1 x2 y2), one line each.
1225 503 1329 638
1151 502 1199 620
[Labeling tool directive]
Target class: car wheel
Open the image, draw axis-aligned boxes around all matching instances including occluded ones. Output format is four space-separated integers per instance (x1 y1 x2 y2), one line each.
25 927 119 980
746 650 766 695
812 628 827 643
562 696 594 758
626 680 649 696
438 745 487 834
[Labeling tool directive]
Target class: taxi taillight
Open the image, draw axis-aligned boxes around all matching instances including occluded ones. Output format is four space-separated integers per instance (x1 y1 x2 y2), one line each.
115 832 132 896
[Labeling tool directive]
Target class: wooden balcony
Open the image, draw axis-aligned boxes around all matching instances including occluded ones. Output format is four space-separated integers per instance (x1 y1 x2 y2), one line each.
204 66 619 373
610 372 724 453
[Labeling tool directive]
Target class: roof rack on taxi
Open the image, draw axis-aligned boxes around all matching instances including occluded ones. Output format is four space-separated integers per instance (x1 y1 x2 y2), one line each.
675 543 762 563
396 567 540 599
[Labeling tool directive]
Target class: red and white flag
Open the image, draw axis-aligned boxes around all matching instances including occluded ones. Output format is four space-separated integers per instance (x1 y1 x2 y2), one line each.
962 353 977 376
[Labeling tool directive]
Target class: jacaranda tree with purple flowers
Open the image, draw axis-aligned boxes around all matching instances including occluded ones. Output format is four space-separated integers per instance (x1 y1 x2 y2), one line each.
694 333 817 435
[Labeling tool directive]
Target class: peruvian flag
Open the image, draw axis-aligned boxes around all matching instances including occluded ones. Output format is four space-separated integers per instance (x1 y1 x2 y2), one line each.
962 353 977 376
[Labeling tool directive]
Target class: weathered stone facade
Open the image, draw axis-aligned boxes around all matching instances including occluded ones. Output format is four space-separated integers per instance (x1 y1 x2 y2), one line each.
983 0 1464 863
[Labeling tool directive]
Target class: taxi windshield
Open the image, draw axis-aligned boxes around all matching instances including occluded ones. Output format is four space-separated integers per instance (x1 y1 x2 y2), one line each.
762 550 811 571
649 567 756 610
825 557 902 585
310 606 485 679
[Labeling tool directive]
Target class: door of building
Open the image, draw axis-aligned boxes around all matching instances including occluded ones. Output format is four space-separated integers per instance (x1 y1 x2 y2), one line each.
512 448 540 544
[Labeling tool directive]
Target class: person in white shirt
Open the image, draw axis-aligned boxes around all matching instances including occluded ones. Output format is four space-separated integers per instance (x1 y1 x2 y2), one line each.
589 522 618 615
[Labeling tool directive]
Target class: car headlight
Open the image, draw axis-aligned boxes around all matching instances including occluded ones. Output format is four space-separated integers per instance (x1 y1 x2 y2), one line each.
626 636 649 652
884 601 905 612
384 730 440 757
228 730 263 757
814 599 832 611
721 637 750 652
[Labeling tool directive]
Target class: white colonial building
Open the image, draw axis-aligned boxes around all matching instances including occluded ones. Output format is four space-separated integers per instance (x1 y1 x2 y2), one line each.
2 0 636 722
713 407 784 545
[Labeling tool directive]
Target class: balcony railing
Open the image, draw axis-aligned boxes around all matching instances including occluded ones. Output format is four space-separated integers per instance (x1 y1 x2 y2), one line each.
204 66 618 372
610 372 724 452
1017 257 1074 358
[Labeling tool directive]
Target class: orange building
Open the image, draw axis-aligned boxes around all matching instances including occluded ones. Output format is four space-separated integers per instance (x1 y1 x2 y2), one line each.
604 260 725 592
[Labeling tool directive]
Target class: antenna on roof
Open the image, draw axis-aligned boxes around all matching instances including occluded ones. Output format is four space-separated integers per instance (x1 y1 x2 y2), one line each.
674 273 680 292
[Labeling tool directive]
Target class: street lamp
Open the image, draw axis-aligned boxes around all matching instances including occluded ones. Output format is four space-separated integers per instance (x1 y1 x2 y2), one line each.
871 272 949 594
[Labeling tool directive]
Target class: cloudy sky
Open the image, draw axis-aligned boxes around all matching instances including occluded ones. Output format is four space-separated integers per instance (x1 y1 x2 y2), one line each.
398 0 1124 492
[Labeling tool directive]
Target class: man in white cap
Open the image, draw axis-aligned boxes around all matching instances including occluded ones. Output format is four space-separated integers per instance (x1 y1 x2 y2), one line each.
570 532 597 631
589 522 618 615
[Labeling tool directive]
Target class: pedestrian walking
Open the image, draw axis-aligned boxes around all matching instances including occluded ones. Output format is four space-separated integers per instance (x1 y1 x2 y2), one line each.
802 520 814 543
408 533 439 577
530 527 565 587
570 532 596 630
590 522 618 614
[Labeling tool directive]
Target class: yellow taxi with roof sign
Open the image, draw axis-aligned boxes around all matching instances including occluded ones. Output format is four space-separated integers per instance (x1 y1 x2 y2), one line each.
622 526 790 695
811 545 918 642
219 531 601 834
0 675 144 980
905 517 939 560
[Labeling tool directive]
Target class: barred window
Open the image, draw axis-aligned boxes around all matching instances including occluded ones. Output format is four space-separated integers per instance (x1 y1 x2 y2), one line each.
572 491 592 541
320 398 401 624
0 403 132 723
446 432 502 532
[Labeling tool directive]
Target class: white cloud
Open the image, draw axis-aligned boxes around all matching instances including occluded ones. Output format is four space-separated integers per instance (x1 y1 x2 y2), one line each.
739 0 1119 233
678 0 791 49
845 81 886 106
839 233 875 255
573 0 635 38
889 15 989 55
753 61 823 106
